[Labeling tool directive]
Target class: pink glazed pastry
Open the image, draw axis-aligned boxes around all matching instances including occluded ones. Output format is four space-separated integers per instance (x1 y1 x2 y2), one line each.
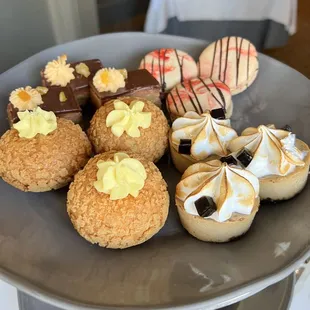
139 49 198 93
166 77 233 121
198 37 259 95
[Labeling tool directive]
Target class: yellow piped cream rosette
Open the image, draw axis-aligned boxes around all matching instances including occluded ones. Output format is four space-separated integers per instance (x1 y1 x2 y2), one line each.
44 54 75 87
169 111 238 173
175 160 260 242
67 151 169 249
87 97 169 162
94 152 147 200
13 107 57 139
106 99 151 138
9 86 43 111
93 68 126 93
228 124 310 200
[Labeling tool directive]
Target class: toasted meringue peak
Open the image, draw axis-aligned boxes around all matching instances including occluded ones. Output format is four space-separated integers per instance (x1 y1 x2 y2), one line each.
176 160 259 222
171 111 237 160
229 124 306 178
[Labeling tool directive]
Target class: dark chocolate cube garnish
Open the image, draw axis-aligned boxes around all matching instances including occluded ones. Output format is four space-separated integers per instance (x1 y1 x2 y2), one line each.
220 155 238 166
236 148 253 167
195 196 217 217
178 139 192 155
210 108 225 120
281 125 292 132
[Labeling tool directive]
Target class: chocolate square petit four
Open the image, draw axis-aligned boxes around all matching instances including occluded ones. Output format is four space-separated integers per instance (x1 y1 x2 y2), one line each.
89 69 161 108
41 55 103 106
7 86 82 127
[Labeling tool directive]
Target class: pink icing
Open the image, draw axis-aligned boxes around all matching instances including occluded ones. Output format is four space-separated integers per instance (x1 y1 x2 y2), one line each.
199 37 259 95
166 77 232 118
139 48 198 91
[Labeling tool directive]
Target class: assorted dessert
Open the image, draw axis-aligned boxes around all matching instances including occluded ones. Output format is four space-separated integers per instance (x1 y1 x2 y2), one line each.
41 54 103 106
67 151 169 249
198 37 259 95
169 109 237 173
7 85 82 126
228 124 310 200
0 107 91 192
90 68 161 108
166 77 233 121
0 36 308 248
139 48 198 93
88 96 169 162
175 160 260 242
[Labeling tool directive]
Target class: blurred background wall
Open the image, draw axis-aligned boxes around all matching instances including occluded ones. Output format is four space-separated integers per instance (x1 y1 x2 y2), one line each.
0 0 309 78
0 0 56 73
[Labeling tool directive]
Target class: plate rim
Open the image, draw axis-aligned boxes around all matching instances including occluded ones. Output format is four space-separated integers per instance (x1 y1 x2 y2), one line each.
0 32 309 310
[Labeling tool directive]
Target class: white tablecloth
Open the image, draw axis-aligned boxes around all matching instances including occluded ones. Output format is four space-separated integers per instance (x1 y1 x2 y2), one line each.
145 0 297 35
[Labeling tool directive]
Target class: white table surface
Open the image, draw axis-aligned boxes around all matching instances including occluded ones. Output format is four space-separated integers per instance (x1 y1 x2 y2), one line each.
1 263 310 310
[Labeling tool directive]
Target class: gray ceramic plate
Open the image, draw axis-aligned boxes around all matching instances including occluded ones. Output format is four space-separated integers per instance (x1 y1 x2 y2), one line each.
0 33 309 310
17 274 295 310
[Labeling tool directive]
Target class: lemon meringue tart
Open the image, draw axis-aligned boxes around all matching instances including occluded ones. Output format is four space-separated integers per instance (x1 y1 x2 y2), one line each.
175 160 260 242
169 110 237 173
229 125 310 201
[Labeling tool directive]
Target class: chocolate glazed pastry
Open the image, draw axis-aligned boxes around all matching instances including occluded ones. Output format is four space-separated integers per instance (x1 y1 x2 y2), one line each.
7 86 82 126
41 59 103 106
89 69 161 108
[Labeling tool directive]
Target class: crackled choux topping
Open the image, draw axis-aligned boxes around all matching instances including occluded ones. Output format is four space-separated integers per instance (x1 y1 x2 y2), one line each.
44 54 75 87
94 152 147 200
93 68 127 93
13 107 57 139
9 86 43 111
75 62 90 78
106 99 152 138
229 125 307 178
176 160 259 222
171 111 237 160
